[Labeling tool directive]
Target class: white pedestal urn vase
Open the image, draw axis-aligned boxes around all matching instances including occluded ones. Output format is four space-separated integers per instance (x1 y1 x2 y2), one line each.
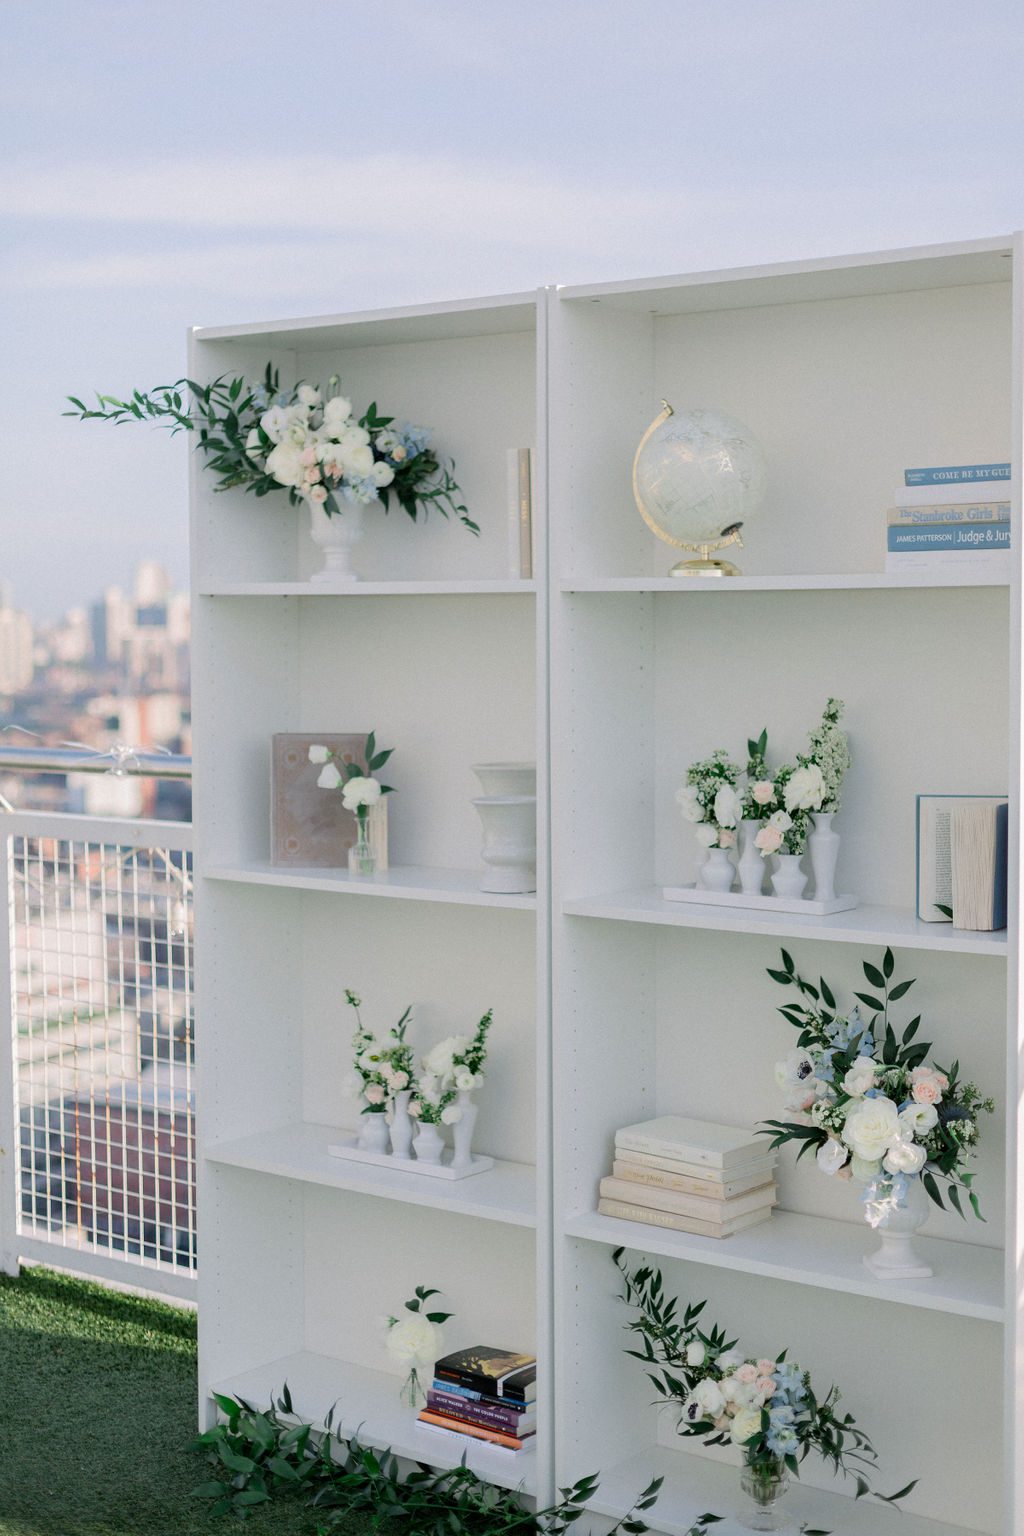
737 819 765 896
308 496 371 584
413 1121 445 1165
863 1175 934 1280
358 1109 390 1153
472 794 537 894
808 811 840 902
472 762 536 797
389 1091 414 1159
699 845 735 892
450 1091 479 1172
771 852 808 900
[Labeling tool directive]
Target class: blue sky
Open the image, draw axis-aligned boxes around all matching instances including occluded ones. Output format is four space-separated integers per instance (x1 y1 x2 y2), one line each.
5 0 1024 618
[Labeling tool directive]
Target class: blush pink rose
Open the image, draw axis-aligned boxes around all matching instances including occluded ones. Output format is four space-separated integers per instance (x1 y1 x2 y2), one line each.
910 1067 949 1105
755 1376 775 1399
751 781 775 806
757 1360 777 1376
364 1082 385 1104
308 484 328 503
755 824 784 855
719 828 737 848
735 1363 759 1386
300 445 317 466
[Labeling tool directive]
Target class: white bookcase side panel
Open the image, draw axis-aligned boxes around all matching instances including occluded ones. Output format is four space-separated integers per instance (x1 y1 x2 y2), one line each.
299 894 537 1167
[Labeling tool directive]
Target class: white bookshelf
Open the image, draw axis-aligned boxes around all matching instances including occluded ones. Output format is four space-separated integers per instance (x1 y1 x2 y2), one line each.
193 237 1022 1536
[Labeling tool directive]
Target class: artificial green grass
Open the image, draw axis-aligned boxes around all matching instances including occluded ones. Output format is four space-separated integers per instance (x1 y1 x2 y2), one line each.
0 1267 368 1536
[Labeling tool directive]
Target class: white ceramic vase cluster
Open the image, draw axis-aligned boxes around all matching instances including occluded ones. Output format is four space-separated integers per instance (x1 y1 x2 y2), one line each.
357 1087 479 1170
698 810 840 901
472 763 537 894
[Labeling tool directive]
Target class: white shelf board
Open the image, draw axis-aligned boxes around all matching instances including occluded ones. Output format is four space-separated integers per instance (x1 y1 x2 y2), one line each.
586 1443 977 1536
211 1349 536 1495
201 579 537 597
206 1121 537 1228
561 571 1009 593
205 862 536 911
564 1205 1003 1323
562 888 1008 956
193 289 538 348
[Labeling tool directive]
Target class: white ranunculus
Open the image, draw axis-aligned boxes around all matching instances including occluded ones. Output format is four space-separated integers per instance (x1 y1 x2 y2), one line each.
308 744 329 764
266 440 306 487
713 784 741 829
685 1340 706 1367
386 1314 440 1367
730 1406 763 1446
842 1096 901 1162
784 763 826 812
342 776 382 809
817 1138 848 1175
440 1104 462 1125
899 1101 938 1137
842 1057 878 1097
371 460 395 488
694 824 718 849
675 785 704 823
340 426 371 450
768 808 792 832
342 443 375 478
317 762 343 790
884 1138 927 1175
323 394 353 424
297 384 321 408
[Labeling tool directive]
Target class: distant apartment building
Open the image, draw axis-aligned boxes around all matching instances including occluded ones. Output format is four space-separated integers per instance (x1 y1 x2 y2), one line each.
0 587 34 694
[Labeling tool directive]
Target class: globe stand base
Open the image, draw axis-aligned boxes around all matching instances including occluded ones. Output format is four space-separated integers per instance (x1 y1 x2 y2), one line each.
669 556 741 578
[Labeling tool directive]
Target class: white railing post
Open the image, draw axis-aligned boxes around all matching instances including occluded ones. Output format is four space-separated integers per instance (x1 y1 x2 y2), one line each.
0 827 20 1275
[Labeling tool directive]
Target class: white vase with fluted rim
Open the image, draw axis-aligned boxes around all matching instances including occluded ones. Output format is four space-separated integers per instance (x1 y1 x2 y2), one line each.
771 852 807 900
358 1110 389 1153
309 496 375 584
737 819 765 896
699 845 735 892
389 1091 414 1159
472 794 536 893
472 762 536 797
809 811 840 902
450 1091 479 1172
413 1122 445 1165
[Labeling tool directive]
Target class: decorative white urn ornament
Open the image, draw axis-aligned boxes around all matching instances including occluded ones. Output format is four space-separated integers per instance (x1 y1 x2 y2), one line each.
308 497 372 584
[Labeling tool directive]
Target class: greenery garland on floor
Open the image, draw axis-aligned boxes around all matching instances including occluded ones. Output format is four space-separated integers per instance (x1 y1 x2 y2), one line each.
192 1387 712 1533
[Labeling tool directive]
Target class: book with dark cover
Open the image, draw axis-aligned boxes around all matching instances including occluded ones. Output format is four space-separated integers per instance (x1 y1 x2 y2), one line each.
434 1345 537 1401
431 1377 537 1409
426 1389 536 1436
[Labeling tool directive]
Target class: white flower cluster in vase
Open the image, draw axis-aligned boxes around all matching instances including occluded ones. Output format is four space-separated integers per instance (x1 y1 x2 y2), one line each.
309 730 394 875
385 1285 454 1409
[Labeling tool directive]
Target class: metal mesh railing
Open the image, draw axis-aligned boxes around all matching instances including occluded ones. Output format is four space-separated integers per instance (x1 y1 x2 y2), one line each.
4 812 195 1295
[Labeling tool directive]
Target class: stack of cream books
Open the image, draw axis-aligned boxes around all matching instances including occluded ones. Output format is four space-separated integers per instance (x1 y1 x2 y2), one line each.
598 1116 777 1238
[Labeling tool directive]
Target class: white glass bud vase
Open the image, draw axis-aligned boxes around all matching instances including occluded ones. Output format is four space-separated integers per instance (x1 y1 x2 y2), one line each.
863 1175 934 1279
771 852 807 900
699 845 734 892
308 497 373 584
472 794 536 894
737 819 765 896
413 1121 445 1164
808 811 840 902
450 1091 478 1172
389 1091 414 1159
358 1110 390 1153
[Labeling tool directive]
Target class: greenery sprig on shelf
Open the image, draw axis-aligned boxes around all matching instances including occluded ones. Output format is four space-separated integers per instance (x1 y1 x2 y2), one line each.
191 1386 689 1532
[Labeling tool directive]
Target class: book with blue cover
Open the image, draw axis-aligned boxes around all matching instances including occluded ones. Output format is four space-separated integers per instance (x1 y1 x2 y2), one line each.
905 463 1011 486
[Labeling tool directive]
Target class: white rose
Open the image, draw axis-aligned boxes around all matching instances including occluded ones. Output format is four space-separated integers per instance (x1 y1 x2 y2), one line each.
317 762 343 790
884 1138 927 1175
730 1406 763 1446
694 823 718 848
386 1314 440 1367
297 384 321 408
265 440 306 487
899 1101 938 1136
842 1058 878 1097
454 1068 477 1092
685 1340 706 1367
768 809 792 832
751 780 775 806
371 460 395 488
842 1096 901 1162
784 763 826 812
713 784 741 829
675 785 704 823
342 776 382 809
308 744 329 764
441 1104 462 1125
816 1138 848 1175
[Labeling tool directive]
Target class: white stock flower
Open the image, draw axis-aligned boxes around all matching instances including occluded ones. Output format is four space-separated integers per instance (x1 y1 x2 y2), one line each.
342 776 382 810
694 824 718 848
884 1137 927 1175
784 763 826 812
317 762 343 790
842 1058 878 1097
386 1314 440 1367
308 744 329 764
713 784 742 829
675 785 705 823
730 1407 763 1446
816 1138 848 1175
842 1096 900 1162
899 1101 938 1136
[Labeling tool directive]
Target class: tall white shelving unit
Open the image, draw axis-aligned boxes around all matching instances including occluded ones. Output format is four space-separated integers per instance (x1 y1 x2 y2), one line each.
193 238 1023 1536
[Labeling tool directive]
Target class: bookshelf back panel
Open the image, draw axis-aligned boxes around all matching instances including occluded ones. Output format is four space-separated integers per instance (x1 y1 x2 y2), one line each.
302 1186 537 1374
192 328 536 585
300 895 537 1165
554 279 1012 579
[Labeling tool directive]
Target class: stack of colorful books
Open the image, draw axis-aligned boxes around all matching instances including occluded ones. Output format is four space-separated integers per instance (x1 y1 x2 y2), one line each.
886 462 1012 576
598 1115 777 1237
417 1346 537 1454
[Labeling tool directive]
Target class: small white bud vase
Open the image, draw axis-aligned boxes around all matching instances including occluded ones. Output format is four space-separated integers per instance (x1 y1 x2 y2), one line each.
358 1110 390 1153
472 794 537 894
771 852 808 900
450 1091 478 1172
389 1091 414 1159
413 1121 445 1164
308 496 373 584
737 819 765 896
808 810 840 902
863 1175 934 1280
699 845 735 892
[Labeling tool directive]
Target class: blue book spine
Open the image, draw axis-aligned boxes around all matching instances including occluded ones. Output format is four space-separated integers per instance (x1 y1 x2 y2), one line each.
993 803 1009 931
432 1378 534 1407
887 522 1010 552
905 463 1011 486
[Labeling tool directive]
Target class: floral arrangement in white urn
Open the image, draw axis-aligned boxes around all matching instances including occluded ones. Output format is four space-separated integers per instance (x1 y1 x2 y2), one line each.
385 1284 454 1408
309 730 394 875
